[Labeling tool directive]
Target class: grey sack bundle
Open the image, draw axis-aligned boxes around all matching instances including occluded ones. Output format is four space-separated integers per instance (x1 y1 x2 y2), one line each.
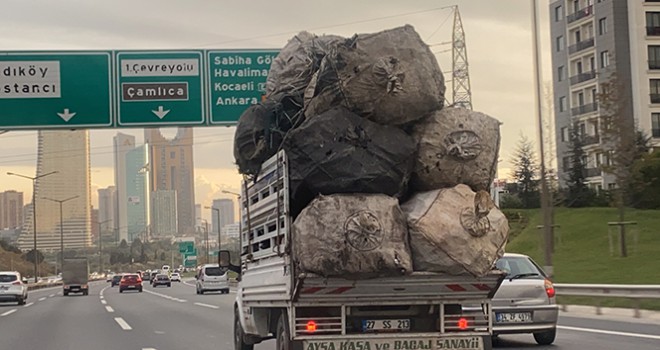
304 25 445 126
411 107 501 192
401 185 508 277
293 194 413 279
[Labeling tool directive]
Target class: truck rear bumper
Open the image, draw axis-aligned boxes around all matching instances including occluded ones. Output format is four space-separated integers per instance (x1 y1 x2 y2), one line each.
292 335 491 350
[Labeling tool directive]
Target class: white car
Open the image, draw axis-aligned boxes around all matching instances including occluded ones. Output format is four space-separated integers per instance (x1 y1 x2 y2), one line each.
0 271 28 305
195 264 229 294
170 273 181 282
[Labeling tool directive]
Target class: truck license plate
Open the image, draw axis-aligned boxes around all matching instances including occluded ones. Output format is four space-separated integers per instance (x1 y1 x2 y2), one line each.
362 319 410 332
496 312 532 323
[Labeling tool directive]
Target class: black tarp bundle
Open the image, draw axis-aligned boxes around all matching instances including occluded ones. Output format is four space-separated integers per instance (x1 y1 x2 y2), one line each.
283 107 416 217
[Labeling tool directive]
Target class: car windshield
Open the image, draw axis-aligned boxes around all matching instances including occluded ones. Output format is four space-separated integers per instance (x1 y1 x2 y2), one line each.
495 256 546 279
204 267 224 276
0 274 18 283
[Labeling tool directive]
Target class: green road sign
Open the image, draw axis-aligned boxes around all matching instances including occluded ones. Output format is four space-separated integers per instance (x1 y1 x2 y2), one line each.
206 50 278 125
0 52 113 129
184 248 198 258
178 241 194 254
184 254 197 268
116 51 205 127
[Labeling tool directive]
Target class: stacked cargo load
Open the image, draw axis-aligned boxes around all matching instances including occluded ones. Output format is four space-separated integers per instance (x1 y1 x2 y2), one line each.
233 25 509 279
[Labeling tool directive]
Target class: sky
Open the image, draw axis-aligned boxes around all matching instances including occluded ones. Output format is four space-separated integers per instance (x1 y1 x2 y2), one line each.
0 0 553 218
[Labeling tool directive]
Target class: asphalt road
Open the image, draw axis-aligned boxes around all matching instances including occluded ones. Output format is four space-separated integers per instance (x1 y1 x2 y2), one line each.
0 280 658 350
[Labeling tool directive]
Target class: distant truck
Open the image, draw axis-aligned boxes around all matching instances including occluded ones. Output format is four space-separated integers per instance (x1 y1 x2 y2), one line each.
62 257 89 296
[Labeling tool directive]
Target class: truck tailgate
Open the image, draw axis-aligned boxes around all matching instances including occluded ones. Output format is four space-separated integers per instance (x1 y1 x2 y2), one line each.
296 272 504 303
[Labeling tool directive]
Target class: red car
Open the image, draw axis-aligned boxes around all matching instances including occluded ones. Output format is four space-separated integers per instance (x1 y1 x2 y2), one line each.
119 274 143 293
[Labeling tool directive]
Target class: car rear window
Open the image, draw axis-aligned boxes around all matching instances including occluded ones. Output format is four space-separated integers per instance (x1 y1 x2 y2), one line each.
495 256 546 278
0 274 18 283
157 275 168 280
204 267 224 276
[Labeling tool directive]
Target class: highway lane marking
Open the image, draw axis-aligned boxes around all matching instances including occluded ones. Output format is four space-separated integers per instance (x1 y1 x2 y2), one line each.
194 302 219 309
105 306 114 313
142 348 158 350
38 297 46 301
24 302 34 308
49 294 55 297
1 309 17 317
100 286 109 297
558 325 660 340
114 317 132 330
101 300 107 305
143 289 187 303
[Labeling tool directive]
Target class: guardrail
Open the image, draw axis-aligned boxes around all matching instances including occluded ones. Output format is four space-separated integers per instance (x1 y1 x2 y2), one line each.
554 283 660 318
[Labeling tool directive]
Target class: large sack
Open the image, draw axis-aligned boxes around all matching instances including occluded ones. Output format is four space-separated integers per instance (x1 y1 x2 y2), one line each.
412 107 501 192
304 25 445 126
293 194 412 279
401 185 509 277
233 92 304 175
283 107 416 217
266 32 344 97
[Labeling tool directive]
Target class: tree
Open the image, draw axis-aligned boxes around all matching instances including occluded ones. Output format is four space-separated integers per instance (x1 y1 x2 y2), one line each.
119 239 129 249
563 124 594 207
511 134 540 208
22 249 45 265
598 73 642 256
630 150 660 209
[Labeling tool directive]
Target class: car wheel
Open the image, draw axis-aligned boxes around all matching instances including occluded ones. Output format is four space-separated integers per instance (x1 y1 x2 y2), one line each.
234 307 255 350
119 289 124 293
533 328 556 345
139 288 143 292
83 290 88 296
223 288 230 294
200 289 205 295
276 311 291 350
63 291 69 296
17 298 26 305
167 284 171 287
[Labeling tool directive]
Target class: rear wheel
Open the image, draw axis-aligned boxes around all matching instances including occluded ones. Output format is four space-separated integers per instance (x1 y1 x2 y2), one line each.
83 290 88 296
199 289 205 295
119 289 124 293
234 308 254 350
276 311 291 350
17 297 26 305
63 291 69 296
533 328 556 345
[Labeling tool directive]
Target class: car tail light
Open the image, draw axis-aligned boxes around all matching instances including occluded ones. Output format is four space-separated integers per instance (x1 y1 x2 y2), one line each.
12 281 22 285
457 318 469 330
544 279 556 298
306 321 317 332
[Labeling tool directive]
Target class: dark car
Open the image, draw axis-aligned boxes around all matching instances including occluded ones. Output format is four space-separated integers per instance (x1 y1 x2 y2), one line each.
119 274 143 293
152 274 171 287
142 271 151 281
149 271 158 284
110 274 123 287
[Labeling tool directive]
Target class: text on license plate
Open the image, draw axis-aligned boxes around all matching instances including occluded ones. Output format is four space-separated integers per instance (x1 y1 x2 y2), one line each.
496 312 532 323
362 319 410 332
303 337 483 350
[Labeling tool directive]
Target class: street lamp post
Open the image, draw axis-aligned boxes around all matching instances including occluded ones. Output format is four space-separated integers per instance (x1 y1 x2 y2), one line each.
43 195 78 275
221 190 242 262
7 170 58 280
97 219 112 276
205 206 221 253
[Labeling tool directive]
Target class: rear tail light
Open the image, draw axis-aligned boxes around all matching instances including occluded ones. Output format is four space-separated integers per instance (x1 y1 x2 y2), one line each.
544 279 556 298
12 281 22 285
457 318 469 330
306 321 317 332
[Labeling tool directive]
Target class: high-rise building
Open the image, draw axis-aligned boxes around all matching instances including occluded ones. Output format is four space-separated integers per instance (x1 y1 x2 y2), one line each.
550 0 660 190
91 208 99 244
211 198 235 235
145 128 195 236
18 130 92 251
151 190 177 237
125 144 150 243
97 186 116 239
114 133 136 243
0 190 23 230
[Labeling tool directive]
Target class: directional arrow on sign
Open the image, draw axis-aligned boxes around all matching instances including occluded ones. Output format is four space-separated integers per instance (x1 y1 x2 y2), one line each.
57 108 77 122
152 106 170 119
